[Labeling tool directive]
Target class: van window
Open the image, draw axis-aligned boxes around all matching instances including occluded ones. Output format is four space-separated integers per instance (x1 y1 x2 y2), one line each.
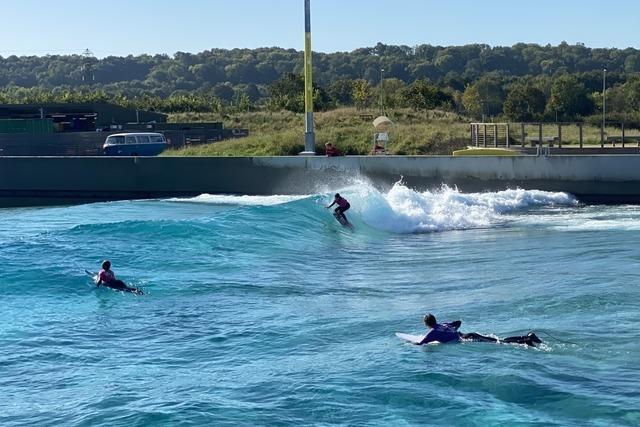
125 136 136 144
150 135 165 143
107 135 125 145
136 135 151 144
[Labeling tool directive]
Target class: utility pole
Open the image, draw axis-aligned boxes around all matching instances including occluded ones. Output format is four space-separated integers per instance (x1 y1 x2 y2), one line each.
602 68 607 145
379 68 385 116
81 48 95 83
300 0 316 155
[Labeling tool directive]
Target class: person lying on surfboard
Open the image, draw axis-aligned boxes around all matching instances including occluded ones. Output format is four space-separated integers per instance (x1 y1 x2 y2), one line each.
96 260 144 295
420 313 541 346
418 313 462 344
326 193 351 223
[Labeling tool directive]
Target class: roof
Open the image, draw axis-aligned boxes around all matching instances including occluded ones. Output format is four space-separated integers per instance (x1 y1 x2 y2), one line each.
373 116 394 130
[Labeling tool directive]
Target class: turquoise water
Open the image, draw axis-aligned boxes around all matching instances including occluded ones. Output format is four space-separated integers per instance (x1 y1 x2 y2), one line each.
1 183 639 426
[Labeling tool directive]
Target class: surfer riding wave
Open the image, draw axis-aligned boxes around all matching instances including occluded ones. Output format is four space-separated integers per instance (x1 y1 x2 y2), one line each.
326 193 351 223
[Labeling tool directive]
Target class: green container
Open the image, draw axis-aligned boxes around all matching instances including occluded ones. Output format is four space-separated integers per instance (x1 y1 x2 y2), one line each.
0 119 55 134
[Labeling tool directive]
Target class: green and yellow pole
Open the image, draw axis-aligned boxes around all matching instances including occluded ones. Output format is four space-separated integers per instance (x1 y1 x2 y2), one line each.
301 0 316 155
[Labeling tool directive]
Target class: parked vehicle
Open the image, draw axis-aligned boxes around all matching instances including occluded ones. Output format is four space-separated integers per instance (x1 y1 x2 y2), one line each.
103 132 167 156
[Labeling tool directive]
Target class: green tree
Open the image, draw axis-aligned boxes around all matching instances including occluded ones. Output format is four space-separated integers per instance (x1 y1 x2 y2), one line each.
352 79 374 110
462 84 483 119
328 79 355 106
401 79 449 111
473 74 506 116
268 73 305 113
503 83 547 121
547 74 594 120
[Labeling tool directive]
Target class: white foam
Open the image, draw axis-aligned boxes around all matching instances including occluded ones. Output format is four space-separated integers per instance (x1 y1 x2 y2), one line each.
346 183 577 234
167 194 309 206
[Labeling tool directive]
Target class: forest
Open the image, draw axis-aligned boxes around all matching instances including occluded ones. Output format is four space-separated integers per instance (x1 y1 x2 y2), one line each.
0 42 639 125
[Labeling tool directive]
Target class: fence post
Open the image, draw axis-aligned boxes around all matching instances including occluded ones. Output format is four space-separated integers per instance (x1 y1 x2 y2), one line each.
521 123 525 147
493 124 498 147
483 124 487 148
622 123 625 147
579 123 583 149
471 124 475 147
538 123 543 148
506 123 510 148
558 123 562 148
601 123 605 148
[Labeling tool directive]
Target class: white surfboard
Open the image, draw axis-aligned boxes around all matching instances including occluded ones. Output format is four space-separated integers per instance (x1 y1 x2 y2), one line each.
85 270 98 284
395 332 441 345
395 332 424 344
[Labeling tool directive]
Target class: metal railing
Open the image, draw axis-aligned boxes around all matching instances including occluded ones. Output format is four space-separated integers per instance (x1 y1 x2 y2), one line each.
471 122 640 149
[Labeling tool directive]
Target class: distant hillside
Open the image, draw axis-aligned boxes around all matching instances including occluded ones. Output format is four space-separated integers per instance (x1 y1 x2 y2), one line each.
1 43 639 123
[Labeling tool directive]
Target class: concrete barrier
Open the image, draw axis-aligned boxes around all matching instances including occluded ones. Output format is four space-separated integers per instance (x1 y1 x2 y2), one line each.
2 154 640 207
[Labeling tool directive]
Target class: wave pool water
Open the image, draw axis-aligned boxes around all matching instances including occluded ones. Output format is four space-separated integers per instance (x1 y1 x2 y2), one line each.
1 183 639 426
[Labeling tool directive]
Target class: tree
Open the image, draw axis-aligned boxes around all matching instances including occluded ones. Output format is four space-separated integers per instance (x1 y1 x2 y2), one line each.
213 83 235 102
328 79 355 106
624 54 640 74
401 79 449 111
462 84 483 119
547 74 594 120
378 78 406 108
352 79 374 110
503 82 547 121
268 73 305 113
473 74 506 116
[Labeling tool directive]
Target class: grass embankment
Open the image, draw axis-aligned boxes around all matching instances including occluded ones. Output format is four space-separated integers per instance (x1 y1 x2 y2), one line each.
163 109 640 156
163 108 471 156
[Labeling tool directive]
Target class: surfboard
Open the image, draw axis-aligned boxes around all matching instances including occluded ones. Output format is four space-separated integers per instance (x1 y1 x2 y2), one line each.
333 212 351 227
395 332 425 344
395 332 441 345
85 270 97 281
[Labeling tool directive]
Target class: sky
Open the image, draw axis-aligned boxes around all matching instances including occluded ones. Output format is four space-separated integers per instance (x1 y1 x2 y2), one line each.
0 0 638 58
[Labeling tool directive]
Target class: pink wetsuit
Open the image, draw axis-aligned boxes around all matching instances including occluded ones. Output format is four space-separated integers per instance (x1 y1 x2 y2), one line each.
98 269 116 284
336 197 349 208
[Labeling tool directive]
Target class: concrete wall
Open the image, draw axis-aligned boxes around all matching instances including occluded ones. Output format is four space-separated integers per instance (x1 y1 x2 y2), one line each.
2 154 640 207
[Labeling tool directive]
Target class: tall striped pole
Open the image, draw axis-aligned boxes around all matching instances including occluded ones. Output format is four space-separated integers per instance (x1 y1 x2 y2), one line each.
301 0 316 155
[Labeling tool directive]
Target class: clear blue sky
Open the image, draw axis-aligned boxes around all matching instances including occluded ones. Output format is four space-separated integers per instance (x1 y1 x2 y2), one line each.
1 0 638 57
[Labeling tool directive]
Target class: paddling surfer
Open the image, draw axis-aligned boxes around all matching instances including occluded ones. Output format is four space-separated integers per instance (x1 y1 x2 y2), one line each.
96 260 143 295
419 313 541 346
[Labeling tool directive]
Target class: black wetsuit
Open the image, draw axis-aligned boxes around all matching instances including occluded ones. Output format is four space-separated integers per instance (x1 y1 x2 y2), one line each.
459 331 542 347
101 279 143 295
444 320 541 347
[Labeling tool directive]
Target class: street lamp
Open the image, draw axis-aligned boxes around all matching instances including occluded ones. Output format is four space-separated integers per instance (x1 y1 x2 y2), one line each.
300 0 316 155
602 68 607 144
379 68 385 116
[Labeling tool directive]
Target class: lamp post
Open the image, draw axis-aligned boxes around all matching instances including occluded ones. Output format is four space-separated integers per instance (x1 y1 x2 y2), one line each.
379 68 385 116
602 68 606 145
300 0 316 155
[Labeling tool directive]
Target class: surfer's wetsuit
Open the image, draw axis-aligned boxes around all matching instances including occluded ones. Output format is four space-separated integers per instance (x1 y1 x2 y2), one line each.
459 331 542 347
420 320 542 347
418 321 462 345
334 197 350 220
97 269 143 295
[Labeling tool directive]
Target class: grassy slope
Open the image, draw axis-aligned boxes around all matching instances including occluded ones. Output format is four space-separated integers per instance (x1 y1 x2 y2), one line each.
163 108 471 156
163 108 638 157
